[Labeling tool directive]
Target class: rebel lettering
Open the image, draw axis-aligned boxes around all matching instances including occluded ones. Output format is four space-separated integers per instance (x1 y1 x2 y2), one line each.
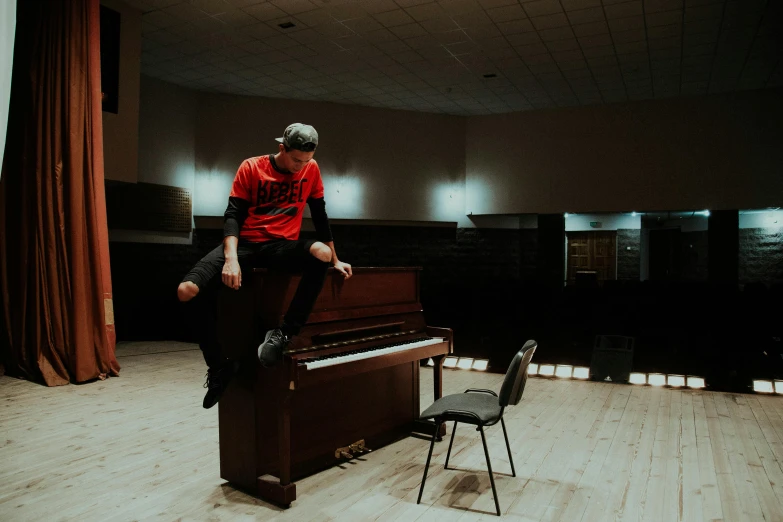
299 179 307 202
278 182 289 203
268 182 279 203
256 181 269 205
257 180 310 204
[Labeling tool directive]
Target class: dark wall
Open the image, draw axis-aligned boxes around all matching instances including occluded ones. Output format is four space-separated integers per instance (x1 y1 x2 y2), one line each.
681 231 709 281
109 222 783 392
617 229 641 281
109 225 533 365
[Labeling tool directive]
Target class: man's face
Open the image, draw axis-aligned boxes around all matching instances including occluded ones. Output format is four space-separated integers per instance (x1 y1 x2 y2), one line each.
278 144 314 173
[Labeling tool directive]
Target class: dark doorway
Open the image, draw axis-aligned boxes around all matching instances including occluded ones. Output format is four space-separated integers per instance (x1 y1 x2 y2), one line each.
649 228 682 280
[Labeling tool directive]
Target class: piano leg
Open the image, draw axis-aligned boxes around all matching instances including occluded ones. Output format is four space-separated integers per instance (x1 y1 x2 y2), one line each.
412 355 447 440
256 392 297 507
279 392 292 486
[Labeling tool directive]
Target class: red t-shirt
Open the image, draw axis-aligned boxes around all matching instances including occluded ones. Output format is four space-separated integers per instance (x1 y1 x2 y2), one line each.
229 155 324 242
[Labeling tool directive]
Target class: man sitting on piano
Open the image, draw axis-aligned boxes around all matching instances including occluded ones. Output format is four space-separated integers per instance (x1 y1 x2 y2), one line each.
177 123 353 409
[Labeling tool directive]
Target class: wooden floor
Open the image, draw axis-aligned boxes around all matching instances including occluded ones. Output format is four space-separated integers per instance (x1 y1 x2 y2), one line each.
2 343 783 521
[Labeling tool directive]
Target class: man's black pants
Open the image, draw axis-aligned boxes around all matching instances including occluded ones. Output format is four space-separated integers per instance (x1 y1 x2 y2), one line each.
181 238 329 369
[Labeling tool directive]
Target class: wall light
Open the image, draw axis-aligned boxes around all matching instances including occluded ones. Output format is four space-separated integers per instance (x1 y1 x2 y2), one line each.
528 363 539 375
754 380 774 393
325 175 363 218
443 357 458 368
648 373 666 386
629 373 647 385
456 357 474 370
573 367 589 379
426 358 434 367
667 375 685 387
775 381 783 394
432 182 465 222
539 364 555 376
472 360 489 371
555 365 573 378
687 377 705 389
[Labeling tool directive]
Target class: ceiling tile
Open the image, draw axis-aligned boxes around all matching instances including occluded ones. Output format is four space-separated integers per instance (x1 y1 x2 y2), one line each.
419 17 461 32
615 40 647 54
546 39 581 52
578 33 613 48
644 0 683 14
487 4 528 23
646 10 683 27
530 13 570 30
496 18 536 34
539 26 576 41
566 7 605 25
405 3 448 22
553 50 586 63
583 45 616 58
244 3 288 22
523 0 564 18
463 24 503 39
506 32 542 46
338 16 383 33
605 1 643 19
373 9 416 27
560 0 602 10
608 16 645 32
572 21 609 37
684 3 724 22
611 29 646 44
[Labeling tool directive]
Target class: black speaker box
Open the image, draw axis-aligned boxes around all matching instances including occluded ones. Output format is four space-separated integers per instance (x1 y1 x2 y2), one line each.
590 335 634 383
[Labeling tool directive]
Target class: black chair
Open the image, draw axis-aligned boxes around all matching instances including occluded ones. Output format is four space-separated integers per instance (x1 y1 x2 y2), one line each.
416 340 538 516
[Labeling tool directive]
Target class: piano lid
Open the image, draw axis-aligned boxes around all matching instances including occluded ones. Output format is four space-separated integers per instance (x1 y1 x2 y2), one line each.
251 267 425 325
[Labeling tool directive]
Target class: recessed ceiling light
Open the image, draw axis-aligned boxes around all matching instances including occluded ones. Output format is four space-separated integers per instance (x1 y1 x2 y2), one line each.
483 73 497 78
278 21 296 29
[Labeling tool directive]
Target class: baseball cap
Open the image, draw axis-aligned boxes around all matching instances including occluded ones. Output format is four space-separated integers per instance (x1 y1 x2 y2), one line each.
275 123 318 152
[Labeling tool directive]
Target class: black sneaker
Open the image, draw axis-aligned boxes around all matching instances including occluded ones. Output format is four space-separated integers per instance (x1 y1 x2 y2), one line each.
258 328 291 367
202 361 238 409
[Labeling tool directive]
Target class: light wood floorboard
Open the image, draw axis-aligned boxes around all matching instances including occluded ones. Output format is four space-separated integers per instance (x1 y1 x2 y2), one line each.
2 342 783 521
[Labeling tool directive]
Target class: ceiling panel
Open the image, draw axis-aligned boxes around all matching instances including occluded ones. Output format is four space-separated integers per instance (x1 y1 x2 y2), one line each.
124 0 783 115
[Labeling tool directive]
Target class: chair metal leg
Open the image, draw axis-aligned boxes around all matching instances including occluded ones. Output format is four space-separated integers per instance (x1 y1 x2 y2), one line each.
417 427 438 504
501 417 516 477
479 426 501 516
444 421 458 469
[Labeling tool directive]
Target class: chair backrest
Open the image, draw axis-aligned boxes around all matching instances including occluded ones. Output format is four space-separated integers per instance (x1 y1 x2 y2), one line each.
499 340 537 407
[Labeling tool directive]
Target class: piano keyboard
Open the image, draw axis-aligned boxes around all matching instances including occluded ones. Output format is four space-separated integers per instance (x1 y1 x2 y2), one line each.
303 336 446 370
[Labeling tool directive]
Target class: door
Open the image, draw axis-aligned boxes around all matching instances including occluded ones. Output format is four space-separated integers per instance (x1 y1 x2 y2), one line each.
567 231 617 285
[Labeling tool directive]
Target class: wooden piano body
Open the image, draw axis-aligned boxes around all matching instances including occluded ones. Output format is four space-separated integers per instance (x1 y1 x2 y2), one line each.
216 267 452 507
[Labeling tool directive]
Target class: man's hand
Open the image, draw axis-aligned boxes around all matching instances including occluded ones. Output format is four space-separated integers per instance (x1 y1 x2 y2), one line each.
333 260 352 279
222 257 242 289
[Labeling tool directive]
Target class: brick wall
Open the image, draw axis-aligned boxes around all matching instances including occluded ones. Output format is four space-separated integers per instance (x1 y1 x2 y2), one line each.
740 228 783 286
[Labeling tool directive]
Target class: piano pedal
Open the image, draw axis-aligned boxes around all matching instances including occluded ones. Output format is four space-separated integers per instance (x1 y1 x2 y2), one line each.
335 439 372 460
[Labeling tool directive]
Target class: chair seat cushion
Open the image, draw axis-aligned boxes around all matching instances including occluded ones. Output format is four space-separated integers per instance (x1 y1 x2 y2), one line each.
420 392 502 424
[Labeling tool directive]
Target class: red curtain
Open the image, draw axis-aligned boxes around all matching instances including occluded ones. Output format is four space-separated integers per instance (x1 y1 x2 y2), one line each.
0 0 119 385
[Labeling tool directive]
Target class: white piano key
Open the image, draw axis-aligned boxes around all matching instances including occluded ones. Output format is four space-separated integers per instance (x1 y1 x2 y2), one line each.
304 337 445 370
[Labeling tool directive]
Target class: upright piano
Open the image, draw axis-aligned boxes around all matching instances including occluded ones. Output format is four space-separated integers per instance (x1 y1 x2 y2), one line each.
216 267 452 507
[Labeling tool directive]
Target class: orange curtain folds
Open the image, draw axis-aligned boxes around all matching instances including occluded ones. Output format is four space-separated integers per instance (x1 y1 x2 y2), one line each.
0 0 119 385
